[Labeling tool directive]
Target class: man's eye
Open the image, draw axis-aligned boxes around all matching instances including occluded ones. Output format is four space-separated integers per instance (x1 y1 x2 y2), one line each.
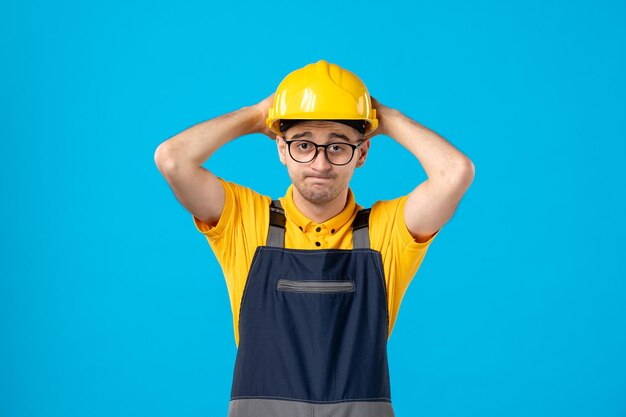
297 142 310 150
329 145 345 153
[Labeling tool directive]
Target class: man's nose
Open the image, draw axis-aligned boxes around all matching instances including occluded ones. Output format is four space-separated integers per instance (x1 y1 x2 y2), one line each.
310 147 332 170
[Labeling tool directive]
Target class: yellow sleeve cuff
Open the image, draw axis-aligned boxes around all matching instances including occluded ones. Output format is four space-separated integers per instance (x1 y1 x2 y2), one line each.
397 194 441 251
191 177 233 239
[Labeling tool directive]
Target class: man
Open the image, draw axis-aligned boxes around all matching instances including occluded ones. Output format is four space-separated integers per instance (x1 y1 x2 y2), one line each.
154 60 474 417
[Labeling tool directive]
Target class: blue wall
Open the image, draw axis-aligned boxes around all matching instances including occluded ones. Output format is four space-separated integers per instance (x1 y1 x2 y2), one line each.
2 0 625 416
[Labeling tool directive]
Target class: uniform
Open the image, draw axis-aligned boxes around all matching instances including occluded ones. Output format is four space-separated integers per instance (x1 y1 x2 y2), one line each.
192 178 440 416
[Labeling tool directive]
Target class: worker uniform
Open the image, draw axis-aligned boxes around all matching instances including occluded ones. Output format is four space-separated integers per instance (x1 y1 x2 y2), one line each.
193 178 440 416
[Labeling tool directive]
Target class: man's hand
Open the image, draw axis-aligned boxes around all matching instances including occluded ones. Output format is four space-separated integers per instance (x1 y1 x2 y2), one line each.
250 93 278 140
365 96 395 139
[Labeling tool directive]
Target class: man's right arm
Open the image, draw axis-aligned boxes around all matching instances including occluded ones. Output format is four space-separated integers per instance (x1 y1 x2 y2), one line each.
153 95 276 226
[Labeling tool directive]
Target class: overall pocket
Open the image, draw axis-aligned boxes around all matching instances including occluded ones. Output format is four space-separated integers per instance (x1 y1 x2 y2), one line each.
276 279 355 293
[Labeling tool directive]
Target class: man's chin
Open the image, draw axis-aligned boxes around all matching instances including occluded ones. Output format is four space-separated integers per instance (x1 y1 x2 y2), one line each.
297 184 336 205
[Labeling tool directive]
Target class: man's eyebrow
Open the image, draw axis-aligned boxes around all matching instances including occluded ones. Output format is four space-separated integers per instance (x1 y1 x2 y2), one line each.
290 132 312 140
328 132 352 142
289 131 354 142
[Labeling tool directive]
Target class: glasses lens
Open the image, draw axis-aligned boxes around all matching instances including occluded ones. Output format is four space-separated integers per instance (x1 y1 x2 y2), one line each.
326 143 354 165
290 140 317 163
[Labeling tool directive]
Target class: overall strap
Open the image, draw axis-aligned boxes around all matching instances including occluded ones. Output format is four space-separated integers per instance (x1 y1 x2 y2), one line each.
266 200 371 249
352 208 371 249
267 200 286 248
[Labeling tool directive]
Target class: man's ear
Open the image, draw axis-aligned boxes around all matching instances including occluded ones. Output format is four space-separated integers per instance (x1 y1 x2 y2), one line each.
355 138 371 168
276 135 287 166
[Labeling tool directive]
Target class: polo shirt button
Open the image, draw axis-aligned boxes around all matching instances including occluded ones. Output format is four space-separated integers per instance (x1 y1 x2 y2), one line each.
331 229 335 234
299 226 303 231
316 227 321 232
315 242 321 247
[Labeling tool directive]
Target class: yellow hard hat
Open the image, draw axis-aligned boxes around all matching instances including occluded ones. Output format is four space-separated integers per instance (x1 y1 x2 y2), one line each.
266 59 378 136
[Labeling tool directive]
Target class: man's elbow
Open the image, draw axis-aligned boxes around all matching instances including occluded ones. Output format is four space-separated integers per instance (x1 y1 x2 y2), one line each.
446 157 475 190
460 158 475 183
154 143 179 176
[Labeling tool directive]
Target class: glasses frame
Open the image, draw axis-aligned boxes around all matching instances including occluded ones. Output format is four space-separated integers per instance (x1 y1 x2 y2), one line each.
282 137 366 166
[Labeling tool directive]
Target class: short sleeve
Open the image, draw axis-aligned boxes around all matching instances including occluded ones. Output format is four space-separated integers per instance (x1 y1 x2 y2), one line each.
370 194 440 254
190 177 271 254
395 194 440 251
192 177 236 240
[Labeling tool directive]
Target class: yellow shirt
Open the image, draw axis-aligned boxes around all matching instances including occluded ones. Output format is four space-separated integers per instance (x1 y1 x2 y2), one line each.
192 178 440 348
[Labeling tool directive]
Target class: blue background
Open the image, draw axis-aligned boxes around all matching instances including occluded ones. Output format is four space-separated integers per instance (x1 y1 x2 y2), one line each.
2 0 625 416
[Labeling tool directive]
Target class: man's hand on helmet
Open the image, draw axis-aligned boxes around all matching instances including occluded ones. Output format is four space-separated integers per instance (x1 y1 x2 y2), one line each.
365 96 393 140
251 93 278 140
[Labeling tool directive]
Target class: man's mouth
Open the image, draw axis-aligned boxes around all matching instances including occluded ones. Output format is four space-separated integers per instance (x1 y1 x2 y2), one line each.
306 173 335 179
307 176 334 180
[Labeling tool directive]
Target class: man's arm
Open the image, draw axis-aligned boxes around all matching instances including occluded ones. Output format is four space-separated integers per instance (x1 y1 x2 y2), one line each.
153 94 276 226
369 98 475 243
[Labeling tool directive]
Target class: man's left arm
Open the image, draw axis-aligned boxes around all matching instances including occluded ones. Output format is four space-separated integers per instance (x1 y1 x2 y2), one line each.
370 97 475 243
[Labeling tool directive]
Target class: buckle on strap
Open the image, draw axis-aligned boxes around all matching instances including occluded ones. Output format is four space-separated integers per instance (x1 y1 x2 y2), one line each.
267 200 286 248
352 208 371 249
269 200 286 228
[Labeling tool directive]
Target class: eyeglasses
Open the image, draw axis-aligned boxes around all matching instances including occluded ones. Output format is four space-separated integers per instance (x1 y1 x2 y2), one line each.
282 138 365 166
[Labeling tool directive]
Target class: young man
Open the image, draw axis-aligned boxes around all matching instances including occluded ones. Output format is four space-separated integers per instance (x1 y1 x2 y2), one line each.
154 60 474 417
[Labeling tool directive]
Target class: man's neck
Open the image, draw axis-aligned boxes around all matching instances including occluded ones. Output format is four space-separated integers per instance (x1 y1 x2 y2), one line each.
292 187 349 224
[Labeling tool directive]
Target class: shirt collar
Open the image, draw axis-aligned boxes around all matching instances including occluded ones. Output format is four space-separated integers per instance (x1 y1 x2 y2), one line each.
279 184 358 232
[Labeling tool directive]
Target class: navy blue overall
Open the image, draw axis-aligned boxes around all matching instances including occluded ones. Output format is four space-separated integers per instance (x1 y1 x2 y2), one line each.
228 200 395 417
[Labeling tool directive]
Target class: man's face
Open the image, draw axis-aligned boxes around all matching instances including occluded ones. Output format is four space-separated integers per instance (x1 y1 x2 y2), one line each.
276 121 371 205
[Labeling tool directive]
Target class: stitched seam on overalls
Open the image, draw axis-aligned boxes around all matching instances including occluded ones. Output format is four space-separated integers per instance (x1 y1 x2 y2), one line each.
230 395 392 403
237 246 264 340
371 251 390 337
